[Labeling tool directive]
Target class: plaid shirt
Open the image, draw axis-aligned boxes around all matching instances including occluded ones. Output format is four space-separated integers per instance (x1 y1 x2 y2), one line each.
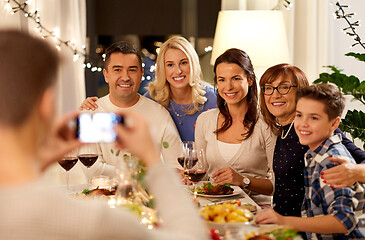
302 134 365 240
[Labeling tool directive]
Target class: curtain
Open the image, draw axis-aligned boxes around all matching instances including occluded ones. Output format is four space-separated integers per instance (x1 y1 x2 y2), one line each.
0 0 86 114
0 0 87 184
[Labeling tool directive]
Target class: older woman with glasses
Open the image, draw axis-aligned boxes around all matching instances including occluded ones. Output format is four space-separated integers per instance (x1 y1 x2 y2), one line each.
259 63 365 219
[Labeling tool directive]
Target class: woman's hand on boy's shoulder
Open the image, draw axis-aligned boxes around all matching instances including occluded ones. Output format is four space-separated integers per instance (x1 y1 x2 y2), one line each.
321 157 363 188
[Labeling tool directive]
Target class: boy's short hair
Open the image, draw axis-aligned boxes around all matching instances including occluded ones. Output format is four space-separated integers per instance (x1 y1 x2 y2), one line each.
296 83 345 120
104 41 143 70
0 30 60 127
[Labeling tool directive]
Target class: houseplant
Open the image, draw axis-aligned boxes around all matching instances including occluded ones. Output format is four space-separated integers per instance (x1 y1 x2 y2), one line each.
314 52 365 149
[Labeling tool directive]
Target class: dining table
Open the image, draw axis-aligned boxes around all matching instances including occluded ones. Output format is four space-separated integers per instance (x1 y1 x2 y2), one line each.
195 185 261 209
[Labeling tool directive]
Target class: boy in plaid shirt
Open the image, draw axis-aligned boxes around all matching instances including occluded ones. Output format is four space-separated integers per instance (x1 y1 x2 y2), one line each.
256 83 364 239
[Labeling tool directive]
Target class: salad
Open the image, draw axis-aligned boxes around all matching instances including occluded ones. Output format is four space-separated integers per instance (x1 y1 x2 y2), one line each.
194 182 234 195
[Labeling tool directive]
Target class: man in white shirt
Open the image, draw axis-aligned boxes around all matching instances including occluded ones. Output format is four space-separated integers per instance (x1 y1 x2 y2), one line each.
84 41 181 177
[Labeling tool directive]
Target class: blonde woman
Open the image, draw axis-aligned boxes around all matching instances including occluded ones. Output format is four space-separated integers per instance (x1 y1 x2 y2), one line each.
145 36 216 141
80 36 216 141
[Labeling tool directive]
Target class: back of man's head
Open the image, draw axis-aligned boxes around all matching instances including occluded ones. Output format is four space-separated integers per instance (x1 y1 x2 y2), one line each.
0 30 59 127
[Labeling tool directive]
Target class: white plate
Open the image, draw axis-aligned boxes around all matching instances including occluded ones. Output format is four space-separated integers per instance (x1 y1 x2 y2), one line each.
192 185 243 198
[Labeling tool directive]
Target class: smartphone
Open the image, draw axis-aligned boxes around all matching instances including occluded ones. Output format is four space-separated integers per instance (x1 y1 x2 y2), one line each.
76 113 123 143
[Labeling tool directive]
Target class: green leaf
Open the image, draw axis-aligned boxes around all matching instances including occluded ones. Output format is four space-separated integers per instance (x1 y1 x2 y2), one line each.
203 182 214 190
110 149 114 154
82 188 91 195
339 110 365 148
116 149 120 156
162 141 169 149
345 52 365 62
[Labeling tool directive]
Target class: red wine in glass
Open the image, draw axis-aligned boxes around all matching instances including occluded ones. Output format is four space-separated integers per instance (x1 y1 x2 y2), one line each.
184 169 206 183
78 154 98 168
58 157 78 171
177 157 185 168
185 158 198 169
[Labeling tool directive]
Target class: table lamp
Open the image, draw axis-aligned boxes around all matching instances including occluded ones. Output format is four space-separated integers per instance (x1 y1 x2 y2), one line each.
211 10 290 70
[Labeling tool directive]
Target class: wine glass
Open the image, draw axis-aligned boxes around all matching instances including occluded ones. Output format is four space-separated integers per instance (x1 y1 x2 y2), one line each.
177 141 196 169
184 148 207 198
58 149 78 190
77 144 99 187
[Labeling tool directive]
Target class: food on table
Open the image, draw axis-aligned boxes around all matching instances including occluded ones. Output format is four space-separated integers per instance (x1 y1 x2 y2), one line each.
209 229 224 240
245 226 303 240
74 187 116 198
222 200 257 212
200 201 254 223
195 182 234 195
87 188 115 196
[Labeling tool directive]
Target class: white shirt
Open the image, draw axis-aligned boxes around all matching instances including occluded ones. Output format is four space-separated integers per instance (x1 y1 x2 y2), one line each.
195 108 276 205
83 94 182 178
217 140 241 162
0 163 208 240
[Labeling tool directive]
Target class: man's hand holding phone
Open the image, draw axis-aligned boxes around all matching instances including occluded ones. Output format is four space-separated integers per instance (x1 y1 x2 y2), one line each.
76 113 124 143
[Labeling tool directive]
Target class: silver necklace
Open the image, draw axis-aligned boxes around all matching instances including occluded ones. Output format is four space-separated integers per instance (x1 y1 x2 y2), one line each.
281 120 294 139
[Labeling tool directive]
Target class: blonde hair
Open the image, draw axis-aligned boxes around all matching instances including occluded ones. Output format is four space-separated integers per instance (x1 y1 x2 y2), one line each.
147 36 207 114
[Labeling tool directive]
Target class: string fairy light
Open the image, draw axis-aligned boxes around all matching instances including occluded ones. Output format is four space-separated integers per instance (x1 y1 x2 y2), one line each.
273 0 293 10
334 1 365 49
2 0 102 72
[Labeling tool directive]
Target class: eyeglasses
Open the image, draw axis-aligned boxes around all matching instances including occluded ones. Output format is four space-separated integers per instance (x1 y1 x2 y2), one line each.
261 84 297 95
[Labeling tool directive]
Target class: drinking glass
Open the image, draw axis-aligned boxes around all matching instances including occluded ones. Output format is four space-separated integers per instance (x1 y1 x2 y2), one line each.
77 144 99 187
184 148 207 197
58 149 78 190
177 141 196 169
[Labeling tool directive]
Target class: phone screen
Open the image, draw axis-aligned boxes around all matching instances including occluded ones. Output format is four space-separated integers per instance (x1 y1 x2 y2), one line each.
77 113 121 143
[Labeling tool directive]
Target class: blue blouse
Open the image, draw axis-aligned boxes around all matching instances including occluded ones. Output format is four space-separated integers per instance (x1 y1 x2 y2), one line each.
144 84 217 141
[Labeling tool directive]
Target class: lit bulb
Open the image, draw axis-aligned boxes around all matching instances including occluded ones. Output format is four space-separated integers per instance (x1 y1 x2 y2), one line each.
53 28 60 38
82 63 86 68
142 63 145 67
97 68 102 72
82 45 86 49
5 3 12 12
142 76 145 81
91 67 97 72
73 54 79 62
204 46 212 52
86 63 91 68
25 0 32 5
56 45 61 51
146 76 151 80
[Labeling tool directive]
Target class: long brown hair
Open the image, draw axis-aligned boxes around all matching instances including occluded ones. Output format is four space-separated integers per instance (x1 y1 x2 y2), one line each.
213 48 258 140
259 63 309 135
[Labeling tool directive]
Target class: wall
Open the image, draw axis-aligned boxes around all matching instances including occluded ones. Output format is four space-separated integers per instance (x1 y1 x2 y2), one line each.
330 0 365 148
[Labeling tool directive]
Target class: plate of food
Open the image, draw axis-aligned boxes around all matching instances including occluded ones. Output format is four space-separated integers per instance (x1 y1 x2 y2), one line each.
191 182 243 198
245 225 303 240
200 201 256 235
207 200 257 213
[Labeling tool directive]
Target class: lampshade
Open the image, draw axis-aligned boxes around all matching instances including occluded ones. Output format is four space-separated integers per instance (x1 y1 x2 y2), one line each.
211 10 290 68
